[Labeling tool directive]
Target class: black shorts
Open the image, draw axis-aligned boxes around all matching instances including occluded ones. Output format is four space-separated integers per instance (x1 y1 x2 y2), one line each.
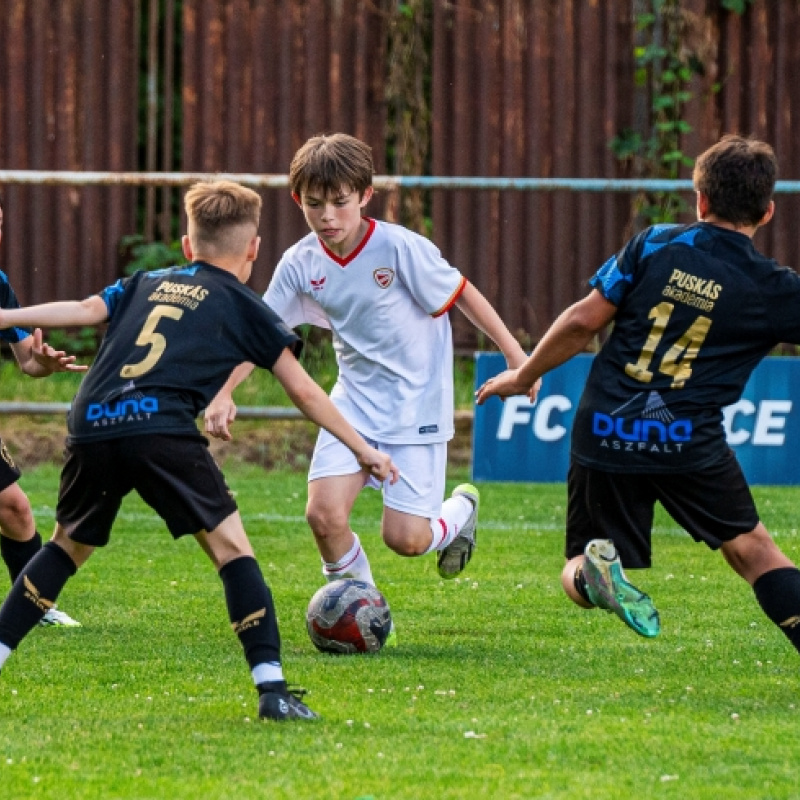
565 450 760 569
56 435 239 547
0 437 22 493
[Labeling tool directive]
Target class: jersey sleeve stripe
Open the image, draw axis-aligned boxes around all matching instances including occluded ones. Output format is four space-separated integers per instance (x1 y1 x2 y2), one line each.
432 276 467 317
0 326 30 344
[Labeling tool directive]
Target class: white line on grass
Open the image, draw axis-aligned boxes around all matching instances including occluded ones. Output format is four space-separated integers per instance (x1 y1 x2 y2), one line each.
36 506 799 538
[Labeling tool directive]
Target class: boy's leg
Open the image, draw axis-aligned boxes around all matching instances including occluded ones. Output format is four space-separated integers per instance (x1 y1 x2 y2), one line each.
129 433 316 721
380 486 477 561
657 453 800 653
306 431 381 585
0 477 81 628
308 435 477 588
0 482 42 581
721 523 800 654
572 539 661 638
307 473 398 645
196 513 318 721
432 484 480 578
377 441 479 576
306 473 372 582
560 556 594 608
0 525 90 670
561 463 660 637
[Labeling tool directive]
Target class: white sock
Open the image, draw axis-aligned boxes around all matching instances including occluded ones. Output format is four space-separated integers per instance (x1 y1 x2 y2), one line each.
322 532 375 586
0 642 10 670
252 661 283 686
424 495 474 554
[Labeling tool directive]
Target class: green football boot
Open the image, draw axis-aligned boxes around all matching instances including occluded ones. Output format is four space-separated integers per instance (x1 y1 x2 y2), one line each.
582 539 660 638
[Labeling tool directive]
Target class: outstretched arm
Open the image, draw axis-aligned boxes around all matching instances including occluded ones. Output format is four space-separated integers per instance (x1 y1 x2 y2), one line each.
271 348 399 484
455 282 528 369
10 328 89 377
0 296 108 331
475 289 616 404
204 361 256 441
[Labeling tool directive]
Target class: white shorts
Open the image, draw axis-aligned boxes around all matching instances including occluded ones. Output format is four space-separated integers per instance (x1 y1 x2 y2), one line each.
308 428 448 519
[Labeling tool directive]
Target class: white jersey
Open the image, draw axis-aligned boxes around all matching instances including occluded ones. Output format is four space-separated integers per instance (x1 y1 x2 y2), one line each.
265 218 466 443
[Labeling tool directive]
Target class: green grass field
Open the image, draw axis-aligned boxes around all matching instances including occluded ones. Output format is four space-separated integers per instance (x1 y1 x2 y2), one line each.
1 463 799 799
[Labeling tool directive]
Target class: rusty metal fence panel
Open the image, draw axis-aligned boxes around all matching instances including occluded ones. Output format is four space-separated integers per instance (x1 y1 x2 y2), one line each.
181 0 392 295
432 0 800 347
432 0 636 347
0 0 139 305
1 0 799 349
705 0 800 270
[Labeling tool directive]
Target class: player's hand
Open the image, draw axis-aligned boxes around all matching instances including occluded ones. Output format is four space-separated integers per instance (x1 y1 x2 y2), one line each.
474 368 532 405
204 393 237 441
358 447 400 485
31 329 88 374
528 377 543 404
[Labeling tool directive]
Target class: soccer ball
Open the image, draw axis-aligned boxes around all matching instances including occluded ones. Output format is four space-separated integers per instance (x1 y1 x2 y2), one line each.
306 579 392 654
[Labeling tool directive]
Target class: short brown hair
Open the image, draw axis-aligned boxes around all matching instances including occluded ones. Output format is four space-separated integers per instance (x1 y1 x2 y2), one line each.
693 135 777 226
184 180 261 255
289 133 373 198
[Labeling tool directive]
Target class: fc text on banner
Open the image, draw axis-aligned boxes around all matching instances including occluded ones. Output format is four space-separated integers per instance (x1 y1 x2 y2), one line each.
472 353 799 485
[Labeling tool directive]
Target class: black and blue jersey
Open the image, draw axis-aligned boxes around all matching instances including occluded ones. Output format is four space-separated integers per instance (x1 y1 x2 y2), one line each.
67 261 300 443
0 270 31 345
572 222 800 473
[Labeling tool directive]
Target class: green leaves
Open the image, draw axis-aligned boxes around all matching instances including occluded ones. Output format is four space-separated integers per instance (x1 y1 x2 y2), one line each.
610 0 713 224
610 130 644 160
120 234 187 276
721 0 755 14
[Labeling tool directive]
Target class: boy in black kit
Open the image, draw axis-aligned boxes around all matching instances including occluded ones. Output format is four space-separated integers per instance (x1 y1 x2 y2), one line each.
0 195 85 627
0 180 397 721
477 135 800 658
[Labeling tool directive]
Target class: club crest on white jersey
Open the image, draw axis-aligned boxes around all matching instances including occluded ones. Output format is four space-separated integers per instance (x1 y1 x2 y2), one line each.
373 268 394 289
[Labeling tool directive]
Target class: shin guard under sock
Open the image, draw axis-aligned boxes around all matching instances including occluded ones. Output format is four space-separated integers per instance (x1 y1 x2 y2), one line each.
219 556 281 668
1 531 42 583
753 567 800 653
0 541 77 649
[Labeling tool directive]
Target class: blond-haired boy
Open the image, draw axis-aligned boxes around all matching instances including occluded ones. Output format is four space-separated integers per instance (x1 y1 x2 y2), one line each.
0 180 397 721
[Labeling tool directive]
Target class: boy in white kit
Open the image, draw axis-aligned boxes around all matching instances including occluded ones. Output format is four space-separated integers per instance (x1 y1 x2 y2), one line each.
205 133 528 618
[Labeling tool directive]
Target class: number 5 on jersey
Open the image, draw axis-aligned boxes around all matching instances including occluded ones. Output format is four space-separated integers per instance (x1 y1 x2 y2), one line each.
120 305 184 379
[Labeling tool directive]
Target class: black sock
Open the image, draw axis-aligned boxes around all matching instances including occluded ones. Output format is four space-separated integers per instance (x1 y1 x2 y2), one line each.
753 567 800 653
574 563 593 605
219 556 281 669
1 531 42 583
0 541 77 649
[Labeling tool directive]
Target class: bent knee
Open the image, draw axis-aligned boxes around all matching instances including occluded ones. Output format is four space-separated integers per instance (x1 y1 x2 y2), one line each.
0 487 35 537
306 504 350 541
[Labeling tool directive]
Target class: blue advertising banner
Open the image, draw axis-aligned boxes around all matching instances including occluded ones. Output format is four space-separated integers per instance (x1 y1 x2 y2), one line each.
472 353 800 485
